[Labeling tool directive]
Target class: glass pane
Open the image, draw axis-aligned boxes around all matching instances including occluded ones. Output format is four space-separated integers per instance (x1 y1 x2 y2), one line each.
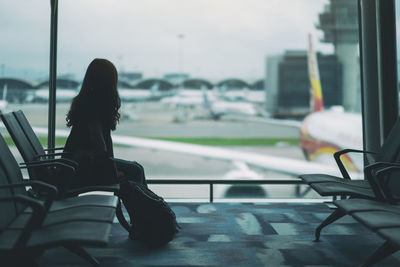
1 0 362 200
0 0 50 165
397 0 400 108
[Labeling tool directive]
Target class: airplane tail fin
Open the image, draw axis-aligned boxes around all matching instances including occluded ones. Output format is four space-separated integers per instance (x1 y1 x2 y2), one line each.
2 83 7 101
150 81 159 93
202 85 212 108
307 33 324 112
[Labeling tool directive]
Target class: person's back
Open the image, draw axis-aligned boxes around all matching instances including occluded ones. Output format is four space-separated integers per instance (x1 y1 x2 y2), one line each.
64 119 114 157
64 58 146 189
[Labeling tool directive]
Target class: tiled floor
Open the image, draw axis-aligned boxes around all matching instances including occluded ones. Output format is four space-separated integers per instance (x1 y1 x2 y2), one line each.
37 202 400 266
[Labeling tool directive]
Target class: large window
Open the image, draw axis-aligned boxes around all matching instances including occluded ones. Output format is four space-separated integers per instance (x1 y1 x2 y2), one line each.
0 1 50 154
397 0 400 107
1 0 361 200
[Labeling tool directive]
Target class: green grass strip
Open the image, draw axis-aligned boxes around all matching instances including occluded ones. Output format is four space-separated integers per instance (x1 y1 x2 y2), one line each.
3 136 67 147
3 135 298 148
147 137 299 146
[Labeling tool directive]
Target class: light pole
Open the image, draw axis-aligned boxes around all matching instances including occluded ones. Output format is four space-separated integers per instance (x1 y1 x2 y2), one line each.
177 34 185 87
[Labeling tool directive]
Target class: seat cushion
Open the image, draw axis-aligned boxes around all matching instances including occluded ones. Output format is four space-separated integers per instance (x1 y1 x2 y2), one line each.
334 199 400 214
352 211 400 230
300 174 370 188
310 182 375 198
10 206 116 229
377 228 400 247
0 221 112 250
50 195 118 211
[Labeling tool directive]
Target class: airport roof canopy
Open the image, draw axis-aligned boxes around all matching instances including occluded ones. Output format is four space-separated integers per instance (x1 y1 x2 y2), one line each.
251 79 265 91
183 78 213 90
118 80 134 89
134 78 174 91
216 78 250 89
0 78 37 90
37 78 80 89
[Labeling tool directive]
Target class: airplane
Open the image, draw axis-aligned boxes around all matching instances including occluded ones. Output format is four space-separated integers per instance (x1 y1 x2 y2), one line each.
216 79 249 102
33 86 79 102
245 80 265 104
298 33 363 172
118 81 161 102
203 92 260 119
162 86 261 121
0 84 8 111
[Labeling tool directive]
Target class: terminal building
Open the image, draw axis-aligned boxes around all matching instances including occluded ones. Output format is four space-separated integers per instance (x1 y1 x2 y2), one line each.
266 50 343 118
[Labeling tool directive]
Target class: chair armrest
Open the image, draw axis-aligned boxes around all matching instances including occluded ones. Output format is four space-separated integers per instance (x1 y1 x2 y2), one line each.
0 180 58 210
62 184 120 198
31 156 78 168
21 159 75 168
333 149 378 180
38 151 71 158
0 194 46 248
20 160 75 174
0 180 58 194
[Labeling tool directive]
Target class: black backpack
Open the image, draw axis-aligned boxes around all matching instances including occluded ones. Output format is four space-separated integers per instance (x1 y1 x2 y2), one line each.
119 180 180 247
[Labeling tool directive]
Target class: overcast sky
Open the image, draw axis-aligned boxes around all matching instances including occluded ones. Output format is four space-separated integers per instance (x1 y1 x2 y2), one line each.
1 0 333 81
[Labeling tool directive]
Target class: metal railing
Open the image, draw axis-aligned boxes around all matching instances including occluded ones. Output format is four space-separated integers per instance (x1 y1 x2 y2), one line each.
147 178 304 202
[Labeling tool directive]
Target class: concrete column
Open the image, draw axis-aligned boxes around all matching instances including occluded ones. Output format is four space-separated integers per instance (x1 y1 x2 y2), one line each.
335 43 359 112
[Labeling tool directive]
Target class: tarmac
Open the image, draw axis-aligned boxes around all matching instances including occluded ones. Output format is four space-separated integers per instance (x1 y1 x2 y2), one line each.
5 102 319 199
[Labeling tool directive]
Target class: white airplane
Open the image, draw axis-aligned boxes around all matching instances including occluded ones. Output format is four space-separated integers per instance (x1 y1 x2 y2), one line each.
246 80 266 104
119 79 176 102
161 86 216 110
205 96 260 118
217 80 249 102
34 87 78 102
245 90 265 104
118 81 161 102
119 103 140 121
298 33 362 172
162 86 260 121
0 84 8 111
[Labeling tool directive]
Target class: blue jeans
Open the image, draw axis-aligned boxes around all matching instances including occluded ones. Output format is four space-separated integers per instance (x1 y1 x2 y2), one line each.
113 158 147 186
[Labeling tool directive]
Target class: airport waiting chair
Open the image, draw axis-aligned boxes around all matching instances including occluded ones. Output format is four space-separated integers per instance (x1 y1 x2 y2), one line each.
13 110 67 158
0 129 118 219
299 117 400 241
1 111 131 232
0 135 117 265
0 111 75 189
331 166 400 266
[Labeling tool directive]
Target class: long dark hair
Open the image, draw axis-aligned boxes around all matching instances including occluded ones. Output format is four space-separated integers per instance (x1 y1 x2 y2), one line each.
66 58 121 130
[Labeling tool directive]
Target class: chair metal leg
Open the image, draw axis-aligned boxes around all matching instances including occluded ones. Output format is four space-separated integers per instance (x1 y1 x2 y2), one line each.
314 208 346 242
296 185 312 197
64 245 99 266
361 241 398 267
116 199 131 233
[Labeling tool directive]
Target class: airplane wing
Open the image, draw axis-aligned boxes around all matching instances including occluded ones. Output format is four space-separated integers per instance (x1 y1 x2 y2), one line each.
221 115 303 128
30 127 345 178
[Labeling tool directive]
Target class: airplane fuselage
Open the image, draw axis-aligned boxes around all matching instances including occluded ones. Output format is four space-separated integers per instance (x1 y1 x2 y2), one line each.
299 110 363 172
